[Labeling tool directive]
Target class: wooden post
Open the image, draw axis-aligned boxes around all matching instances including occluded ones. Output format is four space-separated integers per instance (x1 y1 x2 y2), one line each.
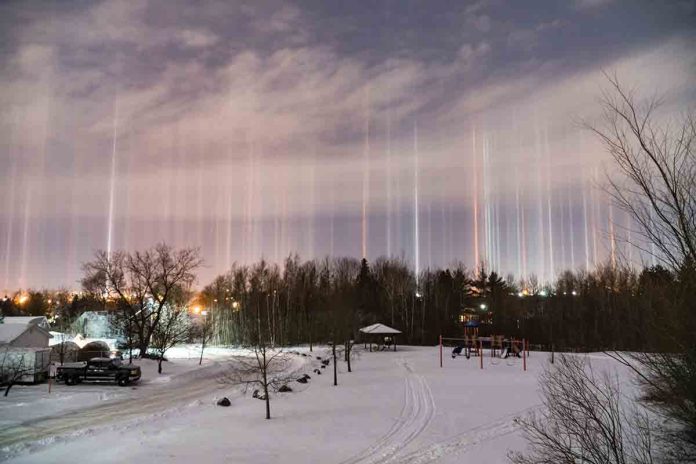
479 339 483 369
526 339 530 358
523 339 527 372
439 335 443 368
551 343 555 364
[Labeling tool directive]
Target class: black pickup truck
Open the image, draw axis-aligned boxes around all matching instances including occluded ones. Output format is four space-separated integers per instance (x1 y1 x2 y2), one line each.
57 358 141 386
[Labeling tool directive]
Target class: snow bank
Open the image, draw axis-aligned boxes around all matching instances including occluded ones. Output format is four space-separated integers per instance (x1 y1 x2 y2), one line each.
1 347 636 463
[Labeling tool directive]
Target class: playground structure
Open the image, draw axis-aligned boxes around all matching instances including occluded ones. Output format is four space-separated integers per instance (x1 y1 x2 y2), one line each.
439 335 529 371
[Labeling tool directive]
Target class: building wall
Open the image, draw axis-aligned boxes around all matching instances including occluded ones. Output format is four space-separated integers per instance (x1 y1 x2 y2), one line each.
11 326 50 348
0 348 51 383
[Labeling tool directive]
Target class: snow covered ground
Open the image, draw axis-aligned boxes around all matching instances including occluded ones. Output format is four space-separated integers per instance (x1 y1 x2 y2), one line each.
0 346 633 463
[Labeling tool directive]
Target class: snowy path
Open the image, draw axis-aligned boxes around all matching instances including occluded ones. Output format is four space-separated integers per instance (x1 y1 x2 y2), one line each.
0 361 229 457
340 359 436 464
1 348 631 463
396 405 541 463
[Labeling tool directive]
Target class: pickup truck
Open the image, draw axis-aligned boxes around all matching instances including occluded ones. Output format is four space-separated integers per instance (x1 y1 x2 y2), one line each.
57 357 141 387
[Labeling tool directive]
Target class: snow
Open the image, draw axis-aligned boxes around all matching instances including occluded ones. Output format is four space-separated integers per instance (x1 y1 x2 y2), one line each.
0 346 635 463
359 323 402 334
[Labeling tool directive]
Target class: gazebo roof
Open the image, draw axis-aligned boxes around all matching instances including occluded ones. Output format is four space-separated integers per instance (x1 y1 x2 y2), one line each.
359 323 402 335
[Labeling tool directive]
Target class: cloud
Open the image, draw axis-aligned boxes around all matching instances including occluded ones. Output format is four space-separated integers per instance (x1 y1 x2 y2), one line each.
474 15 492 33
0 0 694 287
574 0 614 9
177 29 219 48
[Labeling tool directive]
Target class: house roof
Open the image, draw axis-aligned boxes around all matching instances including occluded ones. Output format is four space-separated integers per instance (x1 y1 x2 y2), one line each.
0 317 53 345
359 323 402 335
3 316 49 327
0 324 30 345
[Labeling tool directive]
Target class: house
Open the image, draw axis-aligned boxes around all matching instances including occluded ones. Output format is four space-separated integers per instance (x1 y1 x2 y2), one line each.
72 311 119 339
1 316 52 348
0 316 53 383
458 306 493 336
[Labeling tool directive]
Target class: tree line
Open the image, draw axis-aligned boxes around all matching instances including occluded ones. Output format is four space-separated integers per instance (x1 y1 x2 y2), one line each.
196 254 692 354
2 251 691 358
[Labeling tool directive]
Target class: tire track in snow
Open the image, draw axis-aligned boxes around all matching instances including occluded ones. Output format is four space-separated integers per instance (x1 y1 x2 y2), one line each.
0 356 306 461
0 374 226 459
339 359 435 464
396 404 542 464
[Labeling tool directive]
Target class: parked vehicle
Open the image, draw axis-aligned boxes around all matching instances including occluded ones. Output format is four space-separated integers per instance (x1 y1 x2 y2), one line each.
56 357 141 386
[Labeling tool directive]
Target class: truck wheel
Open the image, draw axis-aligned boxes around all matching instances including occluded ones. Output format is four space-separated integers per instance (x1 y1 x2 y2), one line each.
65 375 77 386
117 377 130 387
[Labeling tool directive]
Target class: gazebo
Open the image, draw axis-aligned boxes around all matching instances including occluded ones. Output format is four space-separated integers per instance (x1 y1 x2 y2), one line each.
359 323 402 352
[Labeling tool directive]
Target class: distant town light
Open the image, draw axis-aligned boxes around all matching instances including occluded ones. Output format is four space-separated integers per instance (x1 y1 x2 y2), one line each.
232 301 240 309
192 305 201 314
201 310 208 316
539 290 548 297
571 290 578 296
480 303 487 310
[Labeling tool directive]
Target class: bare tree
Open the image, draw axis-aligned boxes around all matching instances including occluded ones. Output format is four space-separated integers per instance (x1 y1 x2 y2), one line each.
82 244 201 357
222 345 295 420
195 312 213 365
221 269 297 420
509 354 658 464
587 73 695 270
150 305 191 374
588 75 696 459
607 350 696 462
0 348 40 397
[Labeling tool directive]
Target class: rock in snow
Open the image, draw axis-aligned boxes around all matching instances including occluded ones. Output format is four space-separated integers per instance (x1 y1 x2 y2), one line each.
278 385 293 392
216 397 231 407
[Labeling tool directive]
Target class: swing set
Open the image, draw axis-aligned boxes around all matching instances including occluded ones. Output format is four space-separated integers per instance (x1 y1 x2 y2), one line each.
438 335 529 371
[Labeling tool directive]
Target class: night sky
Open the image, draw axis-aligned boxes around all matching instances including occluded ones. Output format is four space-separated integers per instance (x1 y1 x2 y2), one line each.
1 0 695 290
